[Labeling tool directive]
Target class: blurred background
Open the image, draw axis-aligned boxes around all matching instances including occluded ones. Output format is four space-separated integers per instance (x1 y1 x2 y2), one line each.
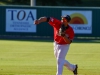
0 0 100 7
0 0 100 40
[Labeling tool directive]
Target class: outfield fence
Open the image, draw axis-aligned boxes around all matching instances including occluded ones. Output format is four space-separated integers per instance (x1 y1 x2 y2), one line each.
0 6 100 39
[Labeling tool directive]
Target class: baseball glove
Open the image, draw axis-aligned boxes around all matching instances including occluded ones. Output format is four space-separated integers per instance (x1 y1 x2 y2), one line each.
59 24 68 37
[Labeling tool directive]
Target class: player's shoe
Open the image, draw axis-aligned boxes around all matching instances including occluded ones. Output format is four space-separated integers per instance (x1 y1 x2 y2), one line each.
73 64 78 75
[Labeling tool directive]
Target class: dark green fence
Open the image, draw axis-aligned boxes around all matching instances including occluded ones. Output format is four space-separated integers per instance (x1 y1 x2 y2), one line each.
0 6 100 38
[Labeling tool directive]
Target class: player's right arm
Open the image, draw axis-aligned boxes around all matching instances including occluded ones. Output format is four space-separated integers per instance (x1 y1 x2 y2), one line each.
34 17 48 25
34 17 61 26
34 17 61 30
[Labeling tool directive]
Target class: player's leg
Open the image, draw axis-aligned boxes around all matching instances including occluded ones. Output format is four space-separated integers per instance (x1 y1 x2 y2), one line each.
61 45 76 71
62 46 76 71
64 62 78 75
54 42 77 75
53 42 58 58
64 60 75 71
55 44 70 75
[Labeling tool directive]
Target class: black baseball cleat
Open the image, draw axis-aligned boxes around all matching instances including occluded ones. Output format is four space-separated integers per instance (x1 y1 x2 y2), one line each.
73 64 78 75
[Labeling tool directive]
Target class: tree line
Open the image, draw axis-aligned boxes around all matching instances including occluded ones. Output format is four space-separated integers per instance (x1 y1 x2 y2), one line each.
7 0 82 6
1 0 100 7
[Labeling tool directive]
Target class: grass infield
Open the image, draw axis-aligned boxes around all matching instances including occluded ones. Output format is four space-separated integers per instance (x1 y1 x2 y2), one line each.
0 39 100 75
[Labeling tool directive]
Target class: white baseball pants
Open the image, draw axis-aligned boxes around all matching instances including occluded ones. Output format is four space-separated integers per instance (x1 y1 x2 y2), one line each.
54 42 75 75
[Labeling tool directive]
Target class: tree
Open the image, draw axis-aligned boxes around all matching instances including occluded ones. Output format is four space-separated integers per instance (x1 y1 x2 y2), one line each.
0 0 82 6
36 0 82 6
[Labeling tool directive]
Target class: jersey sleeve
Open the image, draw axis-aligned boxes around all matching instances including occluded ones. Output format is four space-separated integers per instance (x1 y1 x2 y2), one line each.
47 17 61 28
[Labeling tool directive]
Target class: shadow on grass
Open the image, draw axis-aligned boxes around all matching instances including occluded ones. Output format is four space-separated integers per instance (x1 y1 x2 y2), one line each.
0 35 100 43
73 39 100 43
0 38 100 43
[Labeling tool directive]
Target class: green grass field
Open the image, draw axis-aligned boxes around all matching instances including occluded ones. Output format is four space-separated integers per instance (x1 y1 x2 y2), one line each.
0 39 100 75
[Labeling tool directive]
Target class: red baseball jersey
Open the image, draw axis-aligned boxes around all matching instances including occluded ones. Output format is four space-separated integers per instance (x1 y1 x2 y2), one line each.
48 17 74 44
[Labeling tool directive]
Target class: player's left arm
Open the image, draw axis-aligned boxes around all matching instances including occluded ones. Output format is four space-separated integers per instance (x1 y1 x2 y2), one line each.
62 29 74 44
62 35 73 44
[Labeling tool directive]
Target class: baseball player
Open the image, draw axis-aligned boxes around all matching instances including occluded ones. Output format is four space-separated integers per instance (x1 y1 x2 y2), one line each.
34 15 78 75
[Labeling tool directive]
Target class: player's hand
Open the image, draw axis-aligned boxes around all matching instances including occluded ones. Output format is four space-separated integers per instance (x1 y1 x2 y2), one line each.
61 32 65 37
34 20 40 25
